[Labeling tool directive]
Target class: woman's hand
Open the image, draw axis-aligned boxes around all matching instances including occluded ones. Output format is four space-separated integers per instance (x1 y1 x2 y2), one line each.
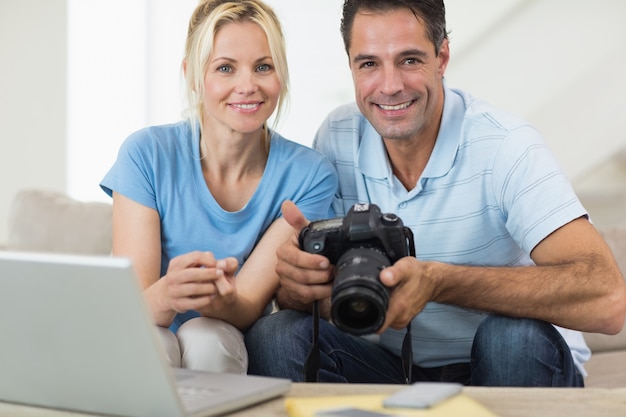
149 251 239 317
196 256 239 315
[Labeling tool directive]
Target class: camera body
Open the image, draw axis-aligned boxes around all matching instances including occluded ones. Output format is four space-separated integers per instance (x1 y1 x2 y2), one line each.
299 203 415 335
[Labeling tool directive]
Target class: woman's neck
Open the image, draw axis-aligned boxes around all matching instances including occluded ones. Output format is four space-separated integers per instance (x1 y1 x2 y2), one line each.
199 126 269 211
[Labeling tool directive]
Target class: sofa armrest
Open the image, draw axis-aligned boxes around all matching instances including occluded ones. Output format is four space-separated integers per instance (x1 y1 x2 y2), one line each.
586 225 626 353
599 225 626 277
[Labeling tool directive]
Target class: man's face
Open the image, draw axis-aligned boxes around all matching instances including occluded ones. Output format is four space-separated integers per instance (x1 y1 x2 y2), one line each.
348 8 449 142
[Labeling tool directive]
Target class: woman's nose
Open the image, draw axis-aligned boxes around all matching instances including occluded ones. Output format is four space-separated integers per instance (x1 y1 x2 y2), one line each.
235 71 259 95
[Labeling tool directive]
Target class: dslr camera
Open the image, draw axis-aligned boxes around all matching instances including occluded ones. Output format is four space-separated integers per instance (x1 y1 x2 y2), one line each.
299 203 415 335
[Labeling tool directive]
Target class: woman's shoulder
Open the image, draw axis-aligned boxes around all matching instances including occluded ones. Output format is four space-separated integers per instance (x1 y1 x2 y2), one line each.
269 130 326 162
267 132 337 191
119 121 194 158
125 121 191 145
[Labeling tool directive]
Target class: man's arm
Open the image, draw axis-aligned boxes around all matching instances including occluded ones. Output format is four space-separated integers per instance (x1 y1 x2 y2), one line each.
380 216 626 335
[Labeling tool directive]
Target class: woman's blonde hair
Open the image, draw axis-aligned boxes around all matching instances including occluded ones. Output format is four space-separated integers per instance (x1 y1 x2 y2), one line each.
183 0 290 137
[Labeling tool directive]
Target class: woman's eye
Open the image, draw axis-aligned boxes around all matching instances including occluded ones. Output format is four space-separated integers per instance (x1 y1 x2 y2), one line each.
257 63 272 72
218 65 232 73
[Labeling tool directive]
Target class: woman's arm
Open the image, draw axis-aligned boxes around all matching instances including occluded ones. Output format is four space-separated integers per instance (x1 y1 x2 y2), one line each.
111 192 220 327
195 217 295 330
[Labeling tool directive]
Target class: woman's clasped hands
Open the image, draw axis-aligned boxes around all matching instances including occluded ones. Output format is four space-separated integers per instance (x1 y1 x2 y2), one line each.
160 251 239 315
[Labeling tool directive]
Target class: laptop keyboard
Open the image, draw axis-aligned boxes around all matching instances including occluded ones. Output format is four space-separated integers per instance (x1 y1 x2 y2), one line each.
177 386 219 401
178 385 221 414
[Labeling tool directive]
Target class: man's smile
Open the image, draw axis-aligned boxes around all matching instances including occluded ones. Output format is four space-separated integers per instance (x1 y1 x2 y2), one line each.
377 100 415 111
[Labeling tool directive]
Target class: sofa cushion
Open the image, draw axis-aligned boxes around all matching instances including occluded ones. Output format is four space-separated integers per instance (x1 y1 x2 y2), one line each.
584 350 626 388
584 326 626 353
6 189 112 255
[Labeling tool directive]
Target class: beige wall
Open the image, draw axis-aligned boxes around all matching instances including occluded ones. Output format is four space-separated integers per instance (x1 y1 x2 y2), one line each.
0 0 67 244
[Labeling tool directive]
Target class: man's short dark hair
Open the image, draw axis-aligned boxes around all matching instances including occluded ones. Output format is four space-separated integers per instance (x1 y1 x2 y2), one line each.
340 0 448 56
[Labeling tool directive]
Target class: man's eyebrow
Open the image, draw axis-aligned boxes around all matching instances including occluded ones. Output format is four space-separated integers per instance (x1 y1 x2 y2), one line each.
352 54 377 64
399 49 429 58
352 49 429 64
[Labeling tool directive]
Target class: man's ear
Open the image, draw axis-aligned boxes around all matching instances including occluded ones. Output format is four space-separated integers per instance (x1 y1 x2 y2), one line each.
437 38 450 78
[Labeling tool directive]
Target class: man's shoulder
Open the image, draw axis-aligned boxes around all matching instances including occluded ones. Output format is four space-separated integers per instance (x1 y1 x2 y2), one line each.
325 102 364 125
451 87 533 133
317 102 368 145
314 102 367 155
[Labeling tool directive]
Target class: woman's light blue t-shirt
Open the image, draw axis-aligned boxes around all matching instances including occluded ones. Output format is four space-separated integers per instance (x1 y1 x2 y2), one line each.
101 121 338 331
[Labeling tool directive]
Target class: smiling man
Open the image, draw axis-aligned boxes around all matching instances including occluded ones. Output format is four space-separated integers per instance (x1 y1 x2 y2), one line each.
244 0 626 387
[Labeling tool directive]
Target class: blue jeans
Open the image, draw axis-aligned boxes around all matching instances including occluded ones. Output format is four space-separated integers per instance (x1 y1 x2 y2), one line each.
245 310 584 387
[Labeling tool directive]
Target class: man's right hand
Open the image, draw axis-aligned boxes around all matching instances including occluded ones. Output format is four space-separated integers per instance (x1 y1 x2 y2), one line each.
275 200 334 316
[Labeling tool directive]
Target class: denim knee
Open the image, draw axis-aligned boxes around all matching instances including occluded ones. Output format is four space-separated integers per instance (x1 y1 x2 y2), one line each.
471 315 582 387
245 310 313 380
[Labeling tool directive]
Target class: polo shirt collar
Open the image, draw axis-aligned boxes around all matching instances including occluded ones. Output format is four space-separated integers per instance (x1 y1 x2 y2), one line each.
358 81 464 182
358 120 391 181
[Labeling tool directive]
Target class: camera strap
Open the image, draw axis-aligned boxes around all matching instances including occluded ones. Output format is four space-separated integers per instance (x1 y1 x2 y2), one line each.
303 300 413 384
401 322 413 384
303 300 320 382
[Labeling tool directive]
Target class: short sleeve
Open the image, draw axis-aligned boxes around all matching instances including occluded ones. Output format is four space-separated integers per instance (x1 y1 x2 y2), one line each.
100 129 158 210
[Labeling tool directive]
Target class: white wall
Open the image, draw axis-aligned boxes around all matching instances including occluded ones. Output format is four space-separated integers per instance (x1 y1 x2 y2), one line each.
445 0 626 181
66 0 353 203
1 0 625 245
0 0 67 244
66 0 150 202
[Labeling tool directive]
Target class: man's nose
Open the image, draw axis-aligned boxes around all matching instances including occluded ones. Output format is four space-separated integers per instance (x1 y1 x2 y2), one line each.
379 66 403 96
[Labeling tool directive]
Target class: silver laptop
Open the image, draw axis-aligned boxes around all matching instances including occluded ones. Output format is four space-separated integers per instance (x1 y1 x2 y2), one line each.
0 251 290 417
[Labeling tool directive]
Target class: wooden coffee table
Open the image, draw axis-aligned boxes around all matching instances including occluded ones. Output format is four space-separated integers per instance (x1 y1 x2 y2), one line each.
226 383 626 417
0 384 623 417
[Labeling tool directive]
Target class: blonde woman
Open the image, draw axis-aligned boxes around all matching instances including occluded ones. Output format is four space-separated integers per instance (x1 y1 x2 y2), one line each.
100 0 337 374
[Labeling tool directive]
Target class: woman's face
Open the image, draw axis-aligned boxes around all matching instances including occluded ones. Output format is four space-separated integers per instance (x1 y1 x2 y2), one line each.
202 21 281 136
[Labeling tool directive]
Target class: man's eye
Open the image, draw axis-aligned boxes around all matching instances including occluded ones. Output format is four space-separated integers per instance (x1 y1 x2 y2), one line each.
404 58 421 65
359 61 376 69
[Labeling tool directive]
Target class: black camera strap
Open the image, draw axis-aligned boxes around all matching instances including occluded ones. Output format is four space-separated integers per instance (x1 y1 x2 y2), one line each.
401 322 413 384
303 300 320 382
401 227 416 383
303 300 413 384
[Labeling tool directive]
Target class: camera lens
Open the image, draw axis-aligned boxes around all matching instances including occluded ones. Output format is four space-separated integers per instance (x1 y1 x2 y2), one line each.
349 299 369 314
331 248 391 335
334 288 382 331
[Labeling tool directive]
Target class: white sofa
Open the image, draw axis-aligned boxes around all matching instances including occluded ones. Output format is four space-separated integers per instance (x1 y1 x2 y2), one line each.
3 189 625 387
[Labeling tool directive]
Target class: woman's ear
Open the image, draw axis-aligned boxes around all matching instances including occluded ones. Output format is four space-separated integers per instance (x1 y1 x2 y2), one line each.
182 59 188 77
